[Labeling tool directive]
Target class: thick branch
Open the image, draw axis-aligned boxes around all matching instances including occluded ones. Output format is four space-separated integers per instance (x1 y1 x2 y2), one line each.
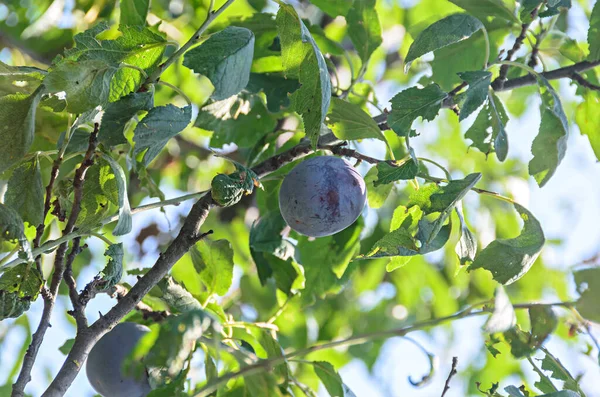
12 127 98 397
42 132 340 396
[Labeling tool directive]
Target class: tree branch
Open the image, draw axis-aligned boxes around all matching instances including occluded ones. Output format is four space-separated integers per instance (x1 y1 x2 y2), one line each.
12 126 99 397
440 357 458 397
41 132 339 396
63 238 88 330
570 72 600 91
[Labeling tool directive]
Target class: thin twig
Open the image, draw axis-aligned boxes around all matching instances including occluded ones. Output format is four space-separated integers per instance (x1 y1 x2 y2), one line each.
12 126 99 397
492 6 540 90
63 238 87 330
571 72 600 91
440 357 458 397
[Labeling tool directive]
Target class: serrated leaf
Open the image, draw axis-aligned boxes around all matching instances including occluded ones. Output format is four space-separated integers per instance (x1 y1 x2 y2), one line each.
96 243 124 292
575 92 600 161
539 0 571 18
77 159 120 229
573 267 600 323
455 203 477 265
589 0 600 61
0 90 43 174
465 92 509 161
277 3 332 148
98 90 154 146
408 173 481 243
183 26 254 100
373 159 419 186
469 203 545 285
387 84 447 137
449 0 518 23
157 276 202 313
4 157 44 226
405 14 484 69
0 203 26 245
520 0 543 22
245 73 300 113
364 166 393 209
211 162 261 207
191 239 234 296
458 71 492 121
485 286 516 333
346 0 382 65
133 105 192 165
326 97 386 142
539 352 582 393
0 263 43 320
44 60 117 114
529 76 569 187
100 154 133 236
120 0 149 27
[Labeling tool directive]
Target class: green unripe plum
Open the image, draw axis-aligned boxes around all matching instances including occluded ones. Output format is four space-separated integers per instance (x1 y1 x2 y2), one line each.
279 156 366 237
86 322 152 397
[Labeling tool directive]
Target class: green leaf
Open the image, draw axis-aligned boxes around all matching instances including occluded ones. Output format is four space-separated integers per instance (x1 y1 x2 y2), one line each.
100 154 133 236
504 386 527 397
408 173 481 243
575 92 600 161
0 90 43 174
529 306 557 347
455 204 477 265
405 14 484 69
76 159 120 229
449 0 518 23
309 0 352 17
120 0 149 27
96 243 124 292
59 338 75 355
373 159 419 186
44 59 117 114
0 263 43 320
209 100 277 148
539 392 581 397
465 92 509 161
139 309 217 378
364 166 393 209
0 203 26 245
0 61 44 97
276 3 332 148
589 0 600 61
469 203 545 285
539 352 582 393
59 24 166 101
520 0 543 23
183 27 255 100
98 91 154 146
191 239 235 296
4 157 44 226
573 267 600 323
346 0 382 65
133 105 192 166
157 276 202 313
211 162 261 207
485 286 516 333
387 84 447 137
313 361 353 397
529 77 569 187
326 97 386 142
245 372 282 397
297 220 361 303
258 331 289 385
245 73 300 113
539 0 571 18
458 71 492 121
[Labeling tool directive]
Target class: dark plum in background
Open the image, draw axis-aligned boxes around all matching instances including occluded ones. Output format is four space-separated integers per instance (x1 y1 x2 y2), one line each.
86 322 152 397
279 156 366 237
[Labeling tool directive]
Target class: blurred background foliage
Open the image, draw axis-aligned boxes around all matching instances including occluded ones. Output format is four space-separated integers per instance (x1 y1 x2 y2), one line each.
1 0 600 396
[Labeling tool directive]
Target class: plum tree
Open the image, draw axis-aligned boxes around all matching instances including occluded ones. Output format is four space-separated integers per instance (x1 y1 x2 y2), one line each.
86 322 152 397
279 156 366 237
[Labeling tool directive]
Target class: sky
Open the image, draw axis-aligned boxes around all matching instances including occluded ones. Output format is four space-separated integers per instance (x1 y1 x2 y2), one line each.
1 0 600 396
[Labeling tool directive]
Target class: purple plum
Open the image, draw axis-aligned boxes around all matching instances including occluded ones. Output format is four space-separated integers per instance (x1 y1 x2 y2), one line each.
279 156 366 237
86 322 152 397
